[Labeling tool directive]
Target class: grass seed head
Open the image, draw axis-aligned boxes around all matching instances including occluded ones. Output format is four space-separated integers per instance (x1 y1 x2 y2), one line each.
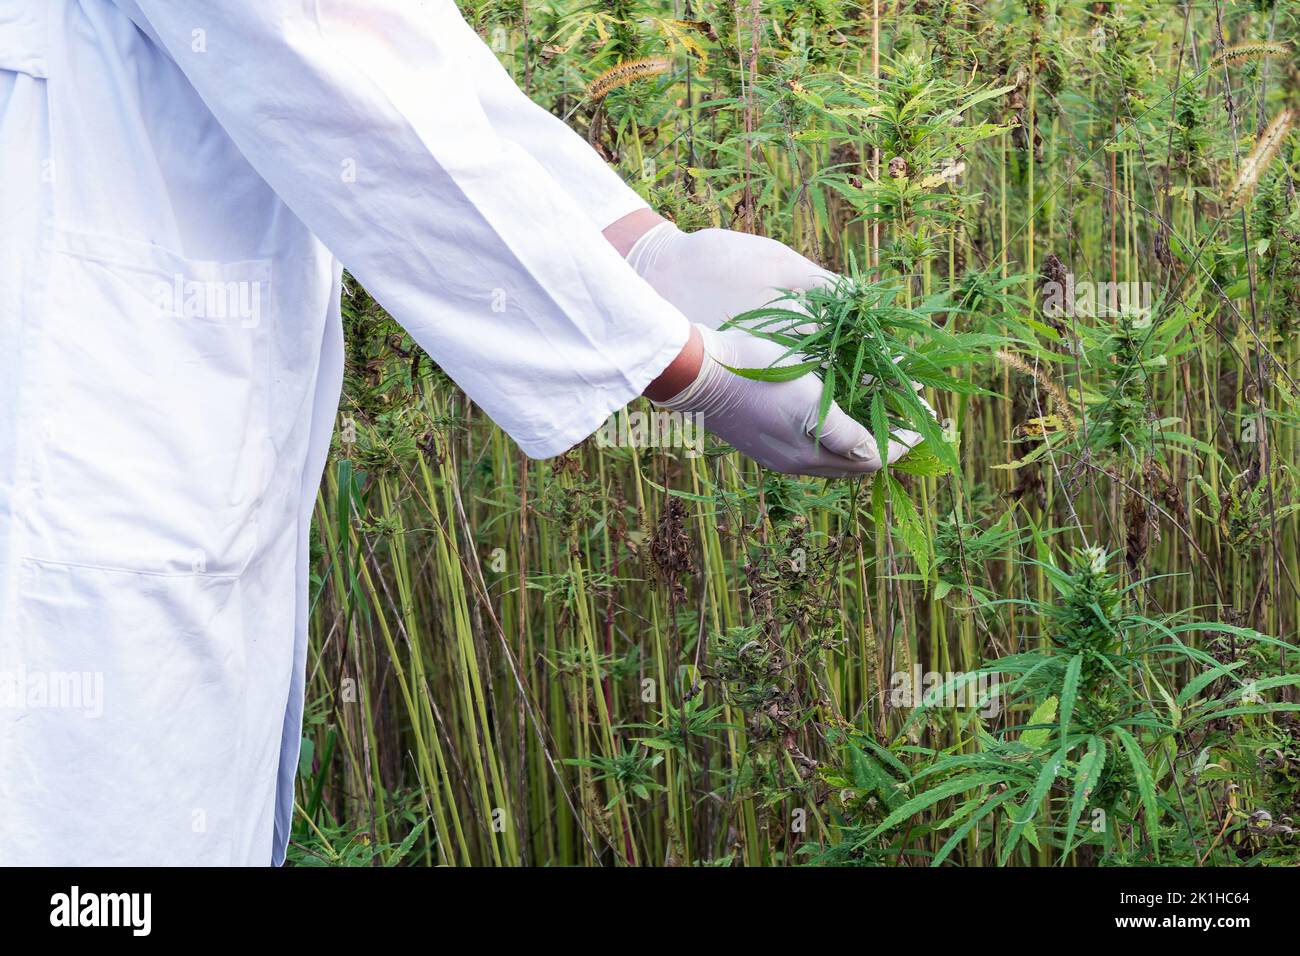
1225 108 1296 213
586 57 671 102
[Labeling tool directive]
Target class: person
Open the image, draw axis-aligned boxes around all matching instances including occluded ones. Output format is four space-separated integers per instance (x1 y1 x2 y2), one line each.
0 0 917 865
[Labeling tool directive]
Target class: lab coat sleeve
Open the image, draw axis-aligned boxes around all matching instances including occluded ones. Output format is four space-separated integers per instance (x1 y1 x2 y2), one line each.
125 0 687 458
459 23 652 230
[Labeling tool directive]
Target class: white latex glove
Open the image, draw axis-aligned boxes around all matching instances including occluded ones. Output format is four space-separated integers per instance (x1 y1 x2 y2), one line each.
626 223 835 330
656 325 922 477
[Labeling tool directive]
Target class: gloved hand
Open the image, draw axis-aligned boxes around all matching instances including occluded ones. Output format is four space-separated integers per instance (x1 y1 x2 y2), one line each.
626 222 835 330
655 324 922 477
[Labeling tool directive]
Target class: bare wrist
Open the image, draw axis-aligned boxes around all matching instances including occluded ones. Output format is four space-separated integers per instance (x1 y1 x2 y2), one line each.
603 208 669 258
644 324 703 402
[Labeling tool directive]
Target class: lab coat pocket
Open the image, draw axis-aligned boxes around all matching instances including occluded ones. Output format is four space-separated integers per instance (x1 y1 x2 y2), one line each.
25 229 275 576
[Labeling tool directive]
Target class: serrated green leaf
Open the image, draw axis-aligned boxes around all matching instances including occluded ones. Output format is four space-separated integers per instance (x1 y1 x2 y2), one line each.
1020 695 1059 749
1060 655 1083 737
1062 735 1106 859
1001 743 1067 864
931 788 1020 867
866 771 1007 840
1114 726 1160 862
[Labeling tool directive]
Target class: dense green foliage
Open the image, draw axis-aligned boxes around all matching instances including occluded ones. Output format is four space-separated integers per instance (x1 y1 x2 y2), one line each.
290 0 1300 866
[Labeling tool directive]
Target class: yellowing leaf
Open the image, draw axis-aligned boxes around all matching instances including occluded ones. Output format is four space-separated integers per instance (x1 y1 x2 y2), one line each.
1020 696 1058 749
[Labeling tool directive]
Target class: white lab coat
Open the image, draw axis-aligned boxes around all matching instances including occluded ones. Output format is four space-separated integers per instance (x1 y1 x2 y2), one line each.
0 0 689 865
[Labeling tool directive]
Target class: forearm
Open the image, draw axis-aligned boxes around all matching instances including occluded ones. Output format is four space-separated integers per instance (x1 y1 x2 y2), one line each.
457 24 699 404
